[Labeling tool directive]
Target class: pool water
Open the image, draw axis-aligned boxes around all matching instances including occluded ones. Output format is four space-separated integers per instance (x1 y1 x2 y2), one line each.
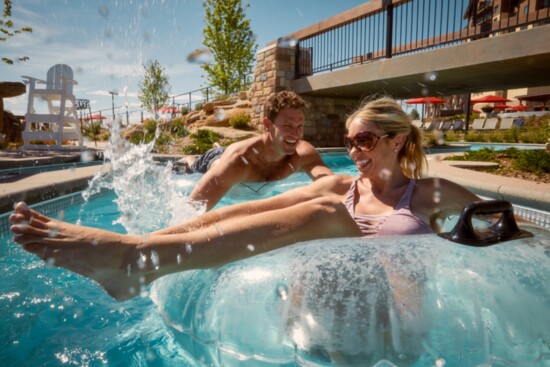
0 143 548 366
0 151 359 367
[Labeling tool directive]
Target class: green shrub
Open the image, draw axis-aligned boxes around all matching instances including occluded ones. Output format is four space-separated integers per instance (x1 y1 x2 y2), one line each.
153 131 172 152
183 129 220 155
229 111 250 129
143 119 157 134
82 122 102 139
512 149 550 175
180 106 190 115
194 103 203 111
446 147 497 161
170 118 188 137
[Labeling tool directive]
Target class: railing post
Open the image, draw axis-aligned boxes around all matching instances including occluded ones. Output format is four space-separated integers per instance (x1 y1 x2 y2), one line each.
384 0 393 59
295 40 300 78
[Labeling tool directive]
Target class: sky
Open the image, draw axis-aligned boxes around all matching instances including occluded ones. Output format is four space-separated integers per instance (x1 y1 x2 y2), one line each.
1 0 368 123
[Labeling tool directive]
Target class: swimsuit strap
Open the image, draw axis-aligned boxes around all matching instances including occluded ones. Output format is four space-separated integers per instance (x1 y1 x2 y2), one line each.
239 181 273 193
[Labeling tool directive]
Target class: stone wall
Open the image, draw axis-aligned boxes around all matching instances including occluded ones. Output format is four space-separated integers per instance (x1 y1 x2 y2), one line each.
247 43 358 147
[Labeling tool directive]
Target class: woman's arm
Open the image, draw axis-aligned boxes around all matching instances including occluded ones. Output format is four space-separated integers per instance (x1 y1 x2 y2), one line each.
412 178 481 232
153 174 354 235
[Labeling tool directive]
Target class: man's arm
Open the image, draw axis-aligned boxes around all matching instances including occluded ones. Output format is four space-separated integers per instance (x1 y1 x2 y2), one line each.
296 142 334 180
189 153 250 210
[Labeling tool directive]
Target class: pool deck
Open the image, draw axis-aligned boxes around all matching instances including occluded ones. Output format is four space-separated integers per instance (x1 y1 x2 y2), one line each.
1 143 549 215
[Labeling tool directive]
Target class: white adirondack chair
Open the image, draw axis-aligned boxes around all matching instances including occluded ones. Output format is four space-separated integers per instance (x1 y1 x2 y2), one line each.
21 64 82 149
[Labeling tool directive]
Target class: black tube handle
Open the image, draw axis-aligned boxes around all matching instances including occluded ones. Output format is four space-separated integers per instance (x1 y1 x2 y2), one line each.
438 200 533 246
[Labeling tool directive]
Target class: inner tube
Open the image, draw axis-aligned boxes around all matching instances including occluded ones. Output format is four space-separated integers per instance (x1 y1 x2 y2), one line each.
150 225 549 367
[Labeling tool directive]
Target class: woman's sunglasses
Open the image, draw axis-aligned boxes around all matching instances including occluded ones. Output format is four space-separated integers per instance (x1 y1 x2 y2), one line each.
344 131 389 152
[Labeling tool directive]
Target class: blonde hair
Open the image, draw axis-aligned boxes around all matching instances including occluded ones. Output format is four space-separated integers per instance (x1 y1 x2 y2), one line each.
345 96 426 179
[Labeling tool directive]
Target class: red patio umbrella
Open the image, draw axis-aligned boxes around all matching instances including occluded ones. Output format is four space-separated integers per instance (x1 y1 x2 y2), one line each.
470 95 511 104
159 106 180 114
405 97 445 118
405 96 446 105
507 105 528 111
85 114 107 121
493 104 511 110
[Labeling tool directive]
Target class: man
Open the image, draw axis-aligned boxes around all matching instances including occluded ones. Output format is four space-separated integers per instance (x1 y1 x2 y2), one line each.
181 90 333 210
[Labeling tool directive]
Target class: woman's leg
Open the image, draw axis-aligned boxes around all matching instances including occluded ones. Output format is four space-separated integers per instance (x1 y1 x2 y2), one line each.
10 197 362 301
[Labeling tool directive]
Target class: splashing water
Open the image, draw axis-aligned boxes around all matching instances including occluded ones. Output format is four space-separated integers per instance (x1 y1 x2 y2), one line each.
80 117 204 234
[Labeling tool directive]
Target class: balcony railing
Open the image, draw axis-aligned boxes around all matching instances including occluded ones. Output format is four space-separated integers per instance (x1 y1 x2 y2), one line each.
293 0 550 77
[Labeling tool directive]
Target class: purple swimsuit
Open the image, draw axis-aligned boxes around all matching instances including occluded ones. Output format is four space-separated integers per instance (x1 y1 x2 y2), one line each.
344 179 433 237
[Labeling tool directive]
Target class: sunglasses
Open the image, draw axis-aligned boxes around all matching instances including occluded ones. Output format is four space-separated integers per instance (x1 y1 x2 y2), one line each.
343 131 389 152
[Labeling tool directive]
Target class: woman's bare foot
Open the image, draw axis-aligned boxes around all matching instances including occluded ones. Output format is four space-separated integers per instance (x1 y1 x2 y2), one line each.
9 202 150 301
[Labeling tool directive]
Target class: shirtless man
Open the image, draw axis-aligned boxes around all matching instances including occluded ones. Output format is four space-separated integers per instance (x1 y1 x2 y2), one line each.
183 91 333 210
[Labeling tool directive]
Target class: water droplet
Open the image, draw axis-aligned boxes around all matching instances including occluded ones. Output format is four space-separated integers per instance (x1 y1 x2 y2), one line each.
186 49 212 64
252 147 259 154
278 38 298 47
276 285 288 300
214 224 224 236
215 109 225 121
408 162 416 172
424 71 438 81
247 244 255 252
137 252 147 270
48 228 58 238
150 250 159 270
379 168 392 180
185 244 192 253
240 156 249 165
433 130 444 145
433 190 441 204
288 162 295 171
98 5 109 18
127 264 132 276
435 358 446 367
176 254 182 264
81 150 95 163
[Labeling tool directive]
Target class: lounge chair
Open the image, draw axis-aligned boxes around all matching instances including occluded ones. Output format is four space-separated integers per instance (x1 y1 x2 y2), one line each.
471 118 486 130
499 117 513 130
21 64 82 150
451 119 465 131
482 118 498 130
425 120 443 131
439 120 453 131
512 118 525 128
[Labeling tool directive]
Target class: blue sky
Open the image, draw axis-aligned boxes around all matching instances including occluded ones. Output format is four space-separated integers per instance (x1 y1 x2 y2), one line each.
1 0 367 122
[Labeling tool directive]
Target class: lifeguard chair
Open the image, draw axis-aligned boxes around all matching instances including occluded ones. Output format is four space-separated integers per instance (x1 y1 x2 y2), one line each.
21 64 82 149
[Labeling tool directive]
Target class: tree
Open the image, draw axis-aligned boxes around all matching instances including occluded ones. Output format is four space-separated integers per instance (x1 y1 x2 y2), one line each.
202 0 257 96
138 60 170 117
1 0 33 65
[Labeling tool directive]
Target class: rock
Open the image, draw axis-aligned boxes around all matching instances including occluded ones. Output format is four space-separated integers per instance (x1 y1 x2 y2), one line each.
203 102 215 114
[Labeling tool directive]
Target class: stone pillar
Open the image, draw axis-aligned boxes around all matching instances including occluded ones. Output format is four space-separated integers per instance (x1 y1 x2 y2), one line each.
246 43 358 147
248 44 296 127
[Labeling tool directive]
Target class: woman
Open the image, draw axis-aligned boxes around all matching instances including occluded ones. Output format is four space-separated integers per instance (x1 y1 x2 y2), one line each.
9 97 481 301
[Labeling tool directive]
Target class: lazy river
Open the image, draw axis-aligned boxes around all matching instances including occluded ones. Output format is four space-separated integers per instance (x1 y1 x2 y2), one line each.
1 138 549 367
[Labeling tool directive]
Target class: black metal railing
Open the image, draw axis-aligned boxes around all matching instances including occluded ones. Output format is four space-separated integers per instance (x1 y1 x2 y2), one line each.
296 0 550 77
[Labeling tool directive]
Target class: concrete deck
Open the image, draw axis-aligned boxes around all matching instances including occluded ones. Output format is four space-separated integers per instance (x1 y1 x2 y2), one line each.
1 146 549 215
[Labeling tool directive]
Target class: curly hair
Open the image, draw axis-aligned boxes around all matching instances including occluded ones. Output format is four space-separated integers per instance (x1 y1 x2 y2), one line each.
263 91 307 121
345 96 426 179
